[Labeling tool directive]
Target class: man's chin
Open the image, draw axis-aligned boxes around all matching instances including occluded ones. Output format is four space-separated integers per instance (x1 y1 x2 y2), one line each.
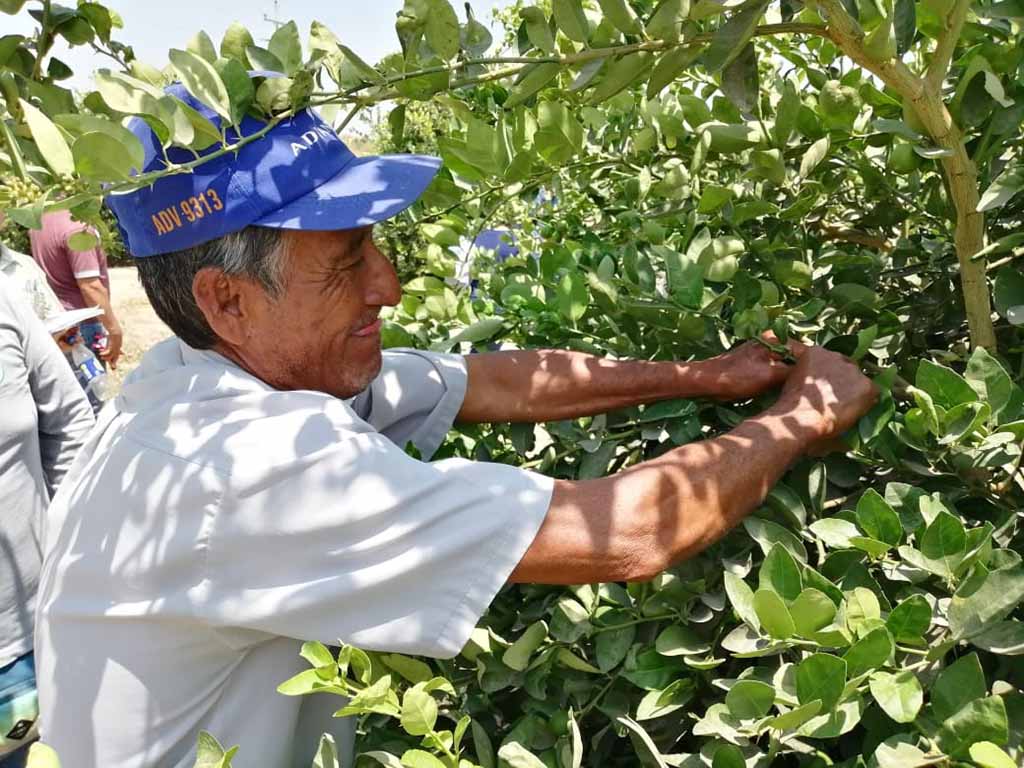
329 349 383 399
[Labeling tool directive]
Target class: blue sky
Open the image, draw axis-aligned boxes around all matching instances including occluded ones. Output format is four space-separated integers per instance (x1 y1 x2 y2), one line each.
8 1 510 89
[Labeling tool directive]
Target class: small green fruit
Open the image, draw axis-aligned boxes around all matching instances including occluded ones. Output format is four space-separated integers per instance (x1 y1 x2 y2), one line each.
820 80 863 130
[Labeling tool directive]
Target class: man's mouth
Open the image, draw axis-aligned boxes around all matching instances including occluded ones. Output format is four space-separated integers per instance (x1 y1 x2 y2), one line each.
351 317 382 337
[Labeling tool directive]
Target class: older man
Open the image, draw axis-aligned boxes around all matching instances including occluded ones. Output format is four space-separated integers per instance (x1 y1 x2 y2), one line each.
34 84 877 768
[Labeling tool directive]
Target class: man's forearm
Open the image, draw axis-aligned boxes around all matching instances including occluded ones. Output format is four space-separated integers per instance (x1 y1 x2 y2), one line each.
459 349 721 423
510 398 819 585
78 280 121 333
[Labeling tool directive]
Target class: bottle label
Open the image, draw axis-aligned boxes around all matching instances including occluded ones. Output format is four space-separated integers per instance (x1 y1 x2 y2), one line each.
75 356 103 388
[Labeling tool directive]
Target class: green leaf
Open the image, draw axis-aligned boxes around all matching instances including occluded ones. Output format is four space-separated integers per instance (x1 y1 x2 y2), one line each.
795 653 847 711
721 43 759 116
790 588 837 638
520 7 556 53
636 679 695 720
506 63 561 108
67 230 99 252
220 22 254 66
724 572 760 631
868 671 923 723
766 700 822 731
969 742 1017 768
725 679 775 719
931 652 987 721
614 716 668 768
885 595 931 642
53 114 145 173
965 347 1014 420
19 98 74 175
978 165 1024 212
364 751 405 768
916 359 977 410
972 620 1024 655
596 623 635 671
472 720 495 768
424 0 460 59
703 0 770 72
214 58 255 126
843 626 893 677
919 511 967 578
856 489 903 546
759 543 803 601
246 45 285 74
502 620 548 671
873 738 928 768
72 131 138 180
299 641 335 669
743 516 807 562
655 625 710 656
799 136 830 178
194 731 240 768
400 686 438 736
268 20 302 74
936 696 1009 759
552 0 590 42
311 733 338 768
753 588 795 638
646 0 690 41
647 46 702 97
942 561 1024 638
186 30 218 64
597 0 643 34
168 48 232 123
697 184 734 214
993 268 1024 324
496 741 547 768
557 272 589 322
809 518 861 549
589 52 653 104
380 654 434 684
400 749 447 768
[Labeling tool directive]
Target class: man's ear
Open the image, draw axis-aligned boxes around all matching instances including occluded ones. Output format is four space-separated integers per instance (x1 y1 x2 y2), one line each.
193 268 250 347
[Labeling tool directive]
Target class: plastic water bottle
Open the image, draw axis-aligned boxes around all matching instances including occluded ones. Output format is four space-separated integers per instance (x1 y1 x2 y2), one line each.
68 331 111 412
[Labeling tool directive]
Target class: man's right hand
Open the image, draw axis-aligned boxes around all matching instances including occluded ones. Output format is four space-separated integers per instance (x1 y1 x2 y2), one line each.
101 325 123 369
777 346 879 445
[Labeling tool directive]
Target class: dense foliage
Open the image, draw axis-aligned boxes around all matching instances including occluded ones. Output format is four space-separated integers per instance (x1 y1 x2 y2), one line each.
2 1 1024 767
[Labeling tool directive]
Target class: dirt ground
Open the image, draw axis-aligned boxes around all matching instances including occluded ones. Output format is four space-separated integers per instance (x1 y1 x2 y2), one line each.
108 266 171 391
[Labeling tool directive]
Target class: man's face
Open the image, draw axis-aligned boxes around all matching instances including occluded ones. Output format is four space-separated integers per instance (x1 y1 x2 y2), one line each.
237 226 401 399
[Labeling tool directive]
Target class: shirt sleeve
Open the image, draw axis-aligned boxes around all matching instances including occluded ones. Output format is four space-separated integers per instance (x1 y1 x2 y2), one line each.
63 230 105 280
200 429 552 658
348 349 467 459
6 285 94 493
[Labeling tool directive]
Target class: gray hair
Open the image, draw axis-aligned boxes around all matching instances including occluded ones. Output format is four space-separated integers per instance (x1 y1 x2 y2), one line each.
135 227 285 349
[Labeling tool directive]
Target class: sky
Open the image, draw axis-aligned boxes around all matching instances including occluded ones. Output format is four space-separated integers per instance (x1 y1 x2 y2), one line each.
7 1 511 90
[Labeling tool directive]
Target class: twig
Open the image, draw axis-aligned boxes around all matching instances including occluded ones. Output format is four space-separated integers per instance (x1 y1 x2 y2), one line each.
924 0 972 94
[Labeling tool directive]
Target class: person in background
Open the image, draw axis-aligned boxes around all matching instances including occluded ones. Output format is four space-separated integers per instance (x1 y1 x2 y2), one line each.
0 276 94 768
29 211 123 369
0 215 62 324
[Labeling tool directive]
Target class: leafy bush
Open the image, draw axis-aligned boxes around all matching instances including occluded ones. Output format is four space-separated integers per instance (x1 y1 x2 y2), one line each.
3 1 1024 767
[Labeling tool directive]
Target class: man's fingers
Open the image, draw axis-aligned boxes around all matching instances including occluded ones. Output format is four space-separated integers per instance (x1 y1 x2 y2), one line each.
785 339 811 360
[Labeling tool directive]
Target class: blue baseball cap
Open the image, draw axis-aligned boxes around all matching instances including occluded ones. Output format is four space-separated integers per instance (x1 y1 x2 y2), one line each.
106 80 442 258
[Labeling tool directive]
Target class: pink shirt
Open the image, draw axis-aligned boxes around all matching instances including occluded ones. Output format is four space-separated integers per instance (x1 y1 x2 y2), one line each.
30 211 109 311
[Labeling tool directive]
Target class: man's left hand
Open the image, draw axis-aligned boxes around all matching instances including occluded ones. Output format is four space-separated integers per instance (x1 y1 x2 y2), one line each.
699 333 807 402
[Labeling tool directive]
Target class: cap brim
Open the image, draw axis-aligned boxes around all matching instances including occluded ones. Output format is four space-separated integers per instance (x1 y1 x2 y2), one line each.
253 154 442 230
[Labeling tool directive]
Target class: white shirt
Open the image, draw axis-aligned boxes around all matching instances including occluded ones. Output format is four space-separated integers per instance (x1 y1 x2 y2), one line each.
34 338 552 768
0 244 63 324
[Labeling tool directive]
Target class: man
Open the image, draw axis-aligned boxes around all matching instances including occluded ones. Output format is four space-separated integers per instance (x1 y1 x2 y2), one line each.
0 218 62 324
34 85 877 768
0 277 94 767
29 210 123 368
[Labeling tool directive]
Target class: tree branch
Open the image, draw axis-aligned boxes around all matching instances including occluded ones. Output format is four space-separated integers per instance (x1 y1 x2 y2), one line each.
924 0 972 94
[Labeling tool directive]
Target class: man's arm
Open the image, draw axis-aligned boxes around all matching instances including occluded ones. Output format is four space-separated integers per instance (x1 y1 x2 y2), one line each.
509 346 878 584
77 277 123 368
457 339 799 424
15 290 95 493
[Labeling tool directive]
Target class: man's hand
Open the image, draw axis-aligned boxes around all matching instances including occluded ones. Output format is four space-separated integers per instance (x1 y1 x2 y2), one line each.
101 324 123 369
699 333 808 401
776 346 879 446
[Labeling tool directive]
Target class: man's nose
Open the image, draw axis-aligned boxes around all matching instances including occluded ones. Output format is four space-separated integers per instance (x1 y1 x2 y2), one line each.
364 246 401 308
